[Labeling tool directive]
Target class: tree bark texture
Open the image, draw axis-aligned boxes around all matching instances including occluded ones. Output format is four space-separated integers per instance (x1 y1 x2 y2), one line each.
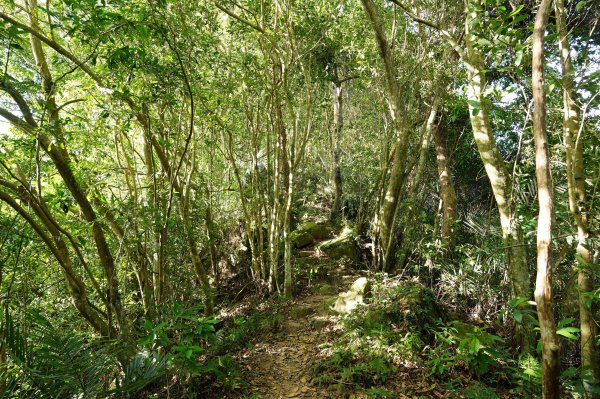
434 120 458 248
330 80 344 223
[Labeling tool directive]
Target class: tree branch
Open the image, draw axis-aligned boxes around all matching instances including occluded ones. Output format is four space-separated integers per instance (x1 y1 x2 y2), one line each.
0 107 35 133
214 2 265 33
0 75 37 126
388 0 468 63
0 11 104 86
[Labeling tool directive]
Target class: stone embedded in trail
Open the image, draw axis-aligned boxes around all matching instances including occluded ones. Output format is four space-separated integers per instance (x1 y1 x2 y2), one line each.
317 227 360 261
333 276 371 314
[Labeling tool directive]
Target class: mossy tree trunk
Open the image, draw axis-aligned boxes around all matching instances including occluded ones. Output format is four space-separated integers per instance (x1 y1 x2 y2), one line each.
463 0 532 352
361 0 411 273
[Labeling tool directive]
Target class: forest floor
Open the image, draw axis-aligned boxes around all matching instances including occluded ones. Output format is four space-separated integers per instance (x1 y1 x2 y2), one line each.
225 267 435 399
226 242 363 398
233 285 346 398
216 230 447 399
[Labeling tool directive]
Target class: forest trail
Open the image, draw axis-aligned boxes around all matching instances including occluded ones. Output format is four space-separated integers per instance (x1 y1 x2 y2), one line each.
233 265 360 398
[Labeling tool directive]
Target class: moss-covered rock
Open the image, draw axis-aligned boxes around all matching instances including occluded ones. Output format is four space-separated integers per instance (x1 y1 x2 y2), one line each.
317 227 360 260
312 283 337 296
297 222 333 240
290 230 315 249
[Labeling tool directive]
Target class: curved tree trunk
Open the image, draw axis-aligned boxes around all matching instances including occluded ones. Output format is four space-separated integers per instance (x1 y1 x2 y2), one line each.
396 102 438 268
25 0 128 336
361 0 411 273
464 0 532 352
0 190 111 337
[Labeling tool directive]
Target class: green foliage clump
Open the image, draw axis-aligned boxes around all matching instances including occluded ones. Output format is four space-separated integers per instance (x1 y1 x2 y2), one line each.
313 279 441 392
350 279 441 338
1 309 162 399
426 320 505 377
212 307 284 354
460 382 500 399
137 302 247 393
313 347 392 388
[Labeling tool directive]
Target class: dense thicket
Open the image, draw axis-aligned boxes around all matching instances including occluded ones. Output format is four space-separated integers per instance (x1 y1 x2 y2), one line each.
0 0 598 397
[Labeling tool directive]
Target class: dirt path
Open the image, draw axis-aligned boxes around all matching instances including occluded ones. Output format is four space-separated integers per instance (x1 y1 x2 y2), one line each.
233 276 356 399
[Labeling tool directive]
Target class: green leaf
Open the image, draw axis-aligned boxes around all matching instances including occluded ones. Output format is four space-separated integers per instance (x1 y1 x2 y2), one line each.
509 4 524 17
561 366 578 379
557 326 580 340
557 317 576 328
476 38 493 47
513 309 523 323
466 99 481 109
576 1 587 12
515 49 524 67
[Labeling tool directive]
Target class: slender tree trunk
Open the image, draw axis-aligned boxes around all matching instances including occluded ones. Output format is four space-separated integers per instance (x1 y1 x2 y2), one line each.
205 201 219 284
269 89 283 293
282 140 293 298
0 190 112 336
396 103 438 268
532 1 560 397
330 80 344 223
555 0 600 392
434 119 458 248
464 0 532 351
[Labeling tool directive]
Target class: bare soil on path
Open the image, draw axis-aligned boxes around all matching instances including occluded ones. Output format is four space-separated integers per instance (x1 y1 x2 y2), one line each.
231 273 359 399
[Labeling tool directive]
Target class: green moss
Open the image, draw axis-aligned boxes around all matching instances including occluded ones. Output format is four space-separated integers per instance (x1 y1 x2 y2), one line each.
297 222 333 240
290 230 314 249
317 227 360 260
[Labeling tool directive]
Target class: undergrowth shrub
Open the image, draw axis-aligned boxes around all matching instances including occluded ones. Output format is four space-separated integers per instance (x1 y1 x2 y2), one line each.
138 302 240 389
313 279 441 391
1 308 162 399
213 305 284 354
426 320 505 378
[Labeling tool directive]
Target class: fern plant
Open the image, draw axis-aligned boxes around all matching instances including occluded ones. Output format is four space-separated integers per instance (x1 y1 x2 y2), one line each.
1 308 163 399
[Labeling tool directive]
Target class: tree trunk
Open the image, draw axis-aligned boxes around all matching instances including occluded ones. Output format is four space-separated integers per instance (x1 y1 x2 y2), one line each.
434 119 458 248
396 103 438 268
532 1 560 397
268 88 283 294
0 190 112 337
282 138 293 298
25 0 128 336
464 0 532 351
361 0 410 273
330 80 344 223
555 0 600 392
